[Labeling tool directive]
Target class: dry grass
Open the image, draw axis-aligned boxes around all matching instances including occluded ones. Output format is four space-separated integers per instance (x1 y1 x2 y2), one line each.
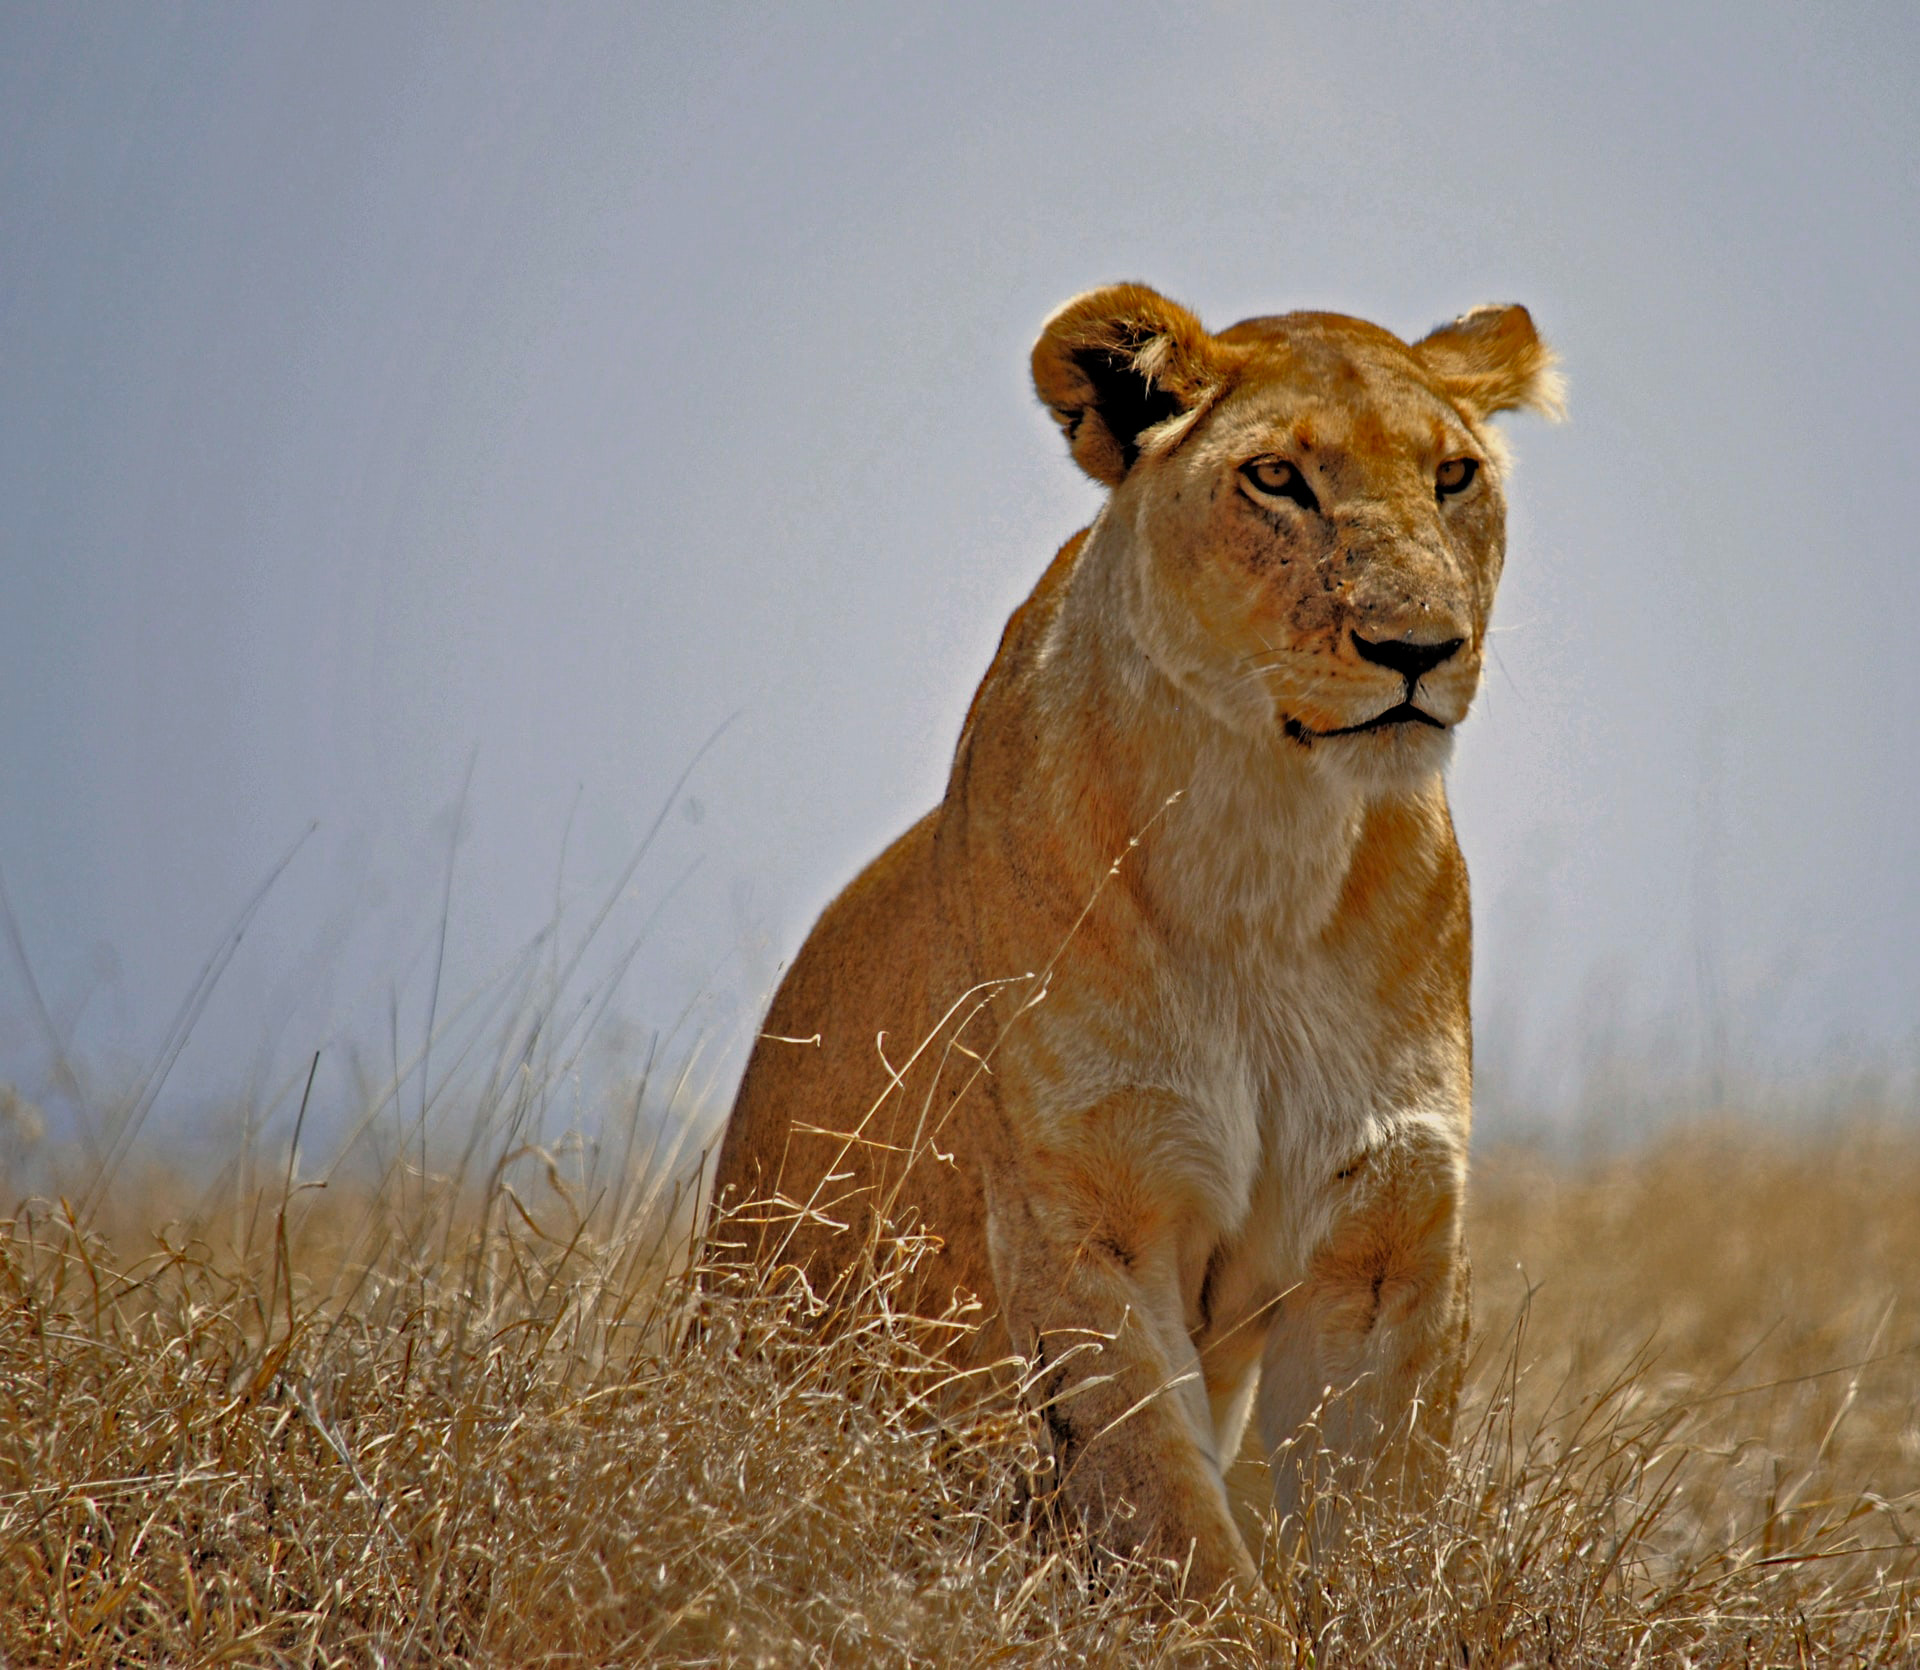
3 1114 1918 1666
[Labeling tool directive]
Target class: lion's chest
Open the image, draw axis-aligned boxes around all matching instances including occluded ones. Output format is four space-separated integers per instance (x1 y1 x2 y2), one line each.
1026 924 1421 1263
1173 938 1404 1245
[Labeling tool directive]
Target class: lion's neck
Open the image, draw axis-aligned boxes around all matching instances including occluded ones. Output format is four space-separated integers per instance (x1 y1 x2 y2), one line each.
1036 533 1380 946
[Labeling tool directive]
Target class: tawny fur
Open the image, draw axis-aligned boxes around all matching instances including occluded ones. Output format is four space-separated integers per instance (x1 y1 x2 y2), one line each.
712 285 1559 1593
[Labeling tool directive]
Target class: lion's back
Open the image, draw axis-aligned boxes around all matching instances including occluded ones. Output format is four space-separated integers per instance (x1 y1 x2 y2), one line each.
710 810 995 1307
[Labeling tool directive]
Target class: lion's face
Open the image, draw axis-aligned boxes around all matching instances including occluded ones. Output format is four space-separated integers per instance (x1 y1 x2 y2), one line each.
1033 288 1560 786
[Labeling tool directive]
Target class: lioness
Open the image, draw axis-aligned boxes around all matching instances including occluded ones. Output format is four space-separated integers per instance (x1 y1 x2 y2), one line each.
712 283 1559 1592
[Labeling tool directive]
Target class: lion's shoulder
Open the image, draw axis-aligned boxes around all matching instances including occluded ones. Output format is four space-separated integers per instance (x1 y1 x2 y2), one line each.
950 526 1089 776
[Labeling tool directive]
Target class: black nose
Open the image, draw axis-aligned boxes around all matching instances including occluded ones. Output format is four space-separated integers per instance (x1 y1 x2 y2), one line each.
1351 633 1463 684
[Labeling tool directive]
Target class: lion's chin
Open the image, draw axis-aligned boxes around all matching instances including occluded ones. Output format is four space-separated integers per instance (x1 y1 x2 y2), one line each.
1289 715 1458 791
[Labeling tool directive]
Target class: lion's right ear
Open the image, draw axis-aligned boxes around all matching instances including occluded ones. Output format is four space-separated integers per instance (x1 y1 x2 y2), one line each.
1031 285 1220 486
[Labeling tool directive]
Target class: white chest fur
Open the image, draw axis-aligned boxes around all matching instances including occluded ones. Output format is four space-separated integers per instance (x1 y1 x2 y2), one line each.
1026 748 1465 1283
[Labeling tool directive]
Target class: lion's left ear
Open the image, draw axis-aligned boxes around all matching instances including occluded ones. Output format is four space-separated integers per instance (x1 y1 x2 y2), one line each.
1414 304 1565 423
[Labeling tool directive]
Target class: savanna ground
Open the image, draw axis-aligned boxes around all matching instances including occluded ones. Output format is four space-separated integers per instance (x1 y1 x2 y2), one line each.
3 1093 1917 1666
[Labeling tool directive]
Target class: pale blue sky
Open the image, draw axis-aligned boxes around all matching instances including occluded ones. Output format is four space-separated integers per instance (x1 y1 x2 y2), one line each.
3 2 1917 1145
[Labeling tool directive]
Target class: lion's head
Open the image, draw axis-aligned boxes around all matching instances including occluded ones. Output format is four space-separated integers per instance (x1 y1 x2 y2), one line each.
1032 284 1561 787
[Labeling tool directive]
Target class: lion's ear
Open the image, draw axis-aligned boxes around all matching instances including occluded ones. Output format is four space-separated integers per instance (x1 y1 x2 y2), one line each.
1414 304 1565 423
1031 284 1221 486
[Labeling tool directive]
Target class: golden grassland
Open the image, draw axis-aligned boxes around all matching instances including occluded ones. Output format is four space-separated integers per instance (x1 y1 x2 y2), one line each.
2 1116 1917 1666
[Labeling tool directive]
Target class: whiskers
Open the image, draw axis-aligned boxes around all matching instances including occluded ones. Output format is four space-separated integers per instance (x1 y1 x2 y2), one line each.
1230 641 1319 697
1227 643 1379 718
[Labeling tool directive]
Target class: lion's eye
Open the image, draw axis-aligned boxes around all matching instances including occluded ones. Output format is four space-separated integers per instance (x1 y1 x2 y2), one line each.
1239 456 1320 513
1436 457 1480 500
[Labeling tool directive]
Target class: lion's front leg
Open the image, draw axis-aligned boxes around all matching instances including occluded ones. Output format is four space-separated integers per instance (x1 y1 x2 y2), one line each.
984 1146 1259 1595
1256 1124 1470 1541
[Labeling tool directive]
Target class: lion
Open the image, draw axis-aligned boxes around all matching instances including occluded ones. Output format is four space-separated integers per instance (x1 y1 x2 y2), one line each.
709 283 1560 1593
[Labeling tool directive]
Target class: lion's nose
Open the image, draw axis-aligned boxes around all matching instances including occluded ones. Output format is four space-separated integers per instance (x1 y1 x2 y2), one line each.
1351 633 1463 683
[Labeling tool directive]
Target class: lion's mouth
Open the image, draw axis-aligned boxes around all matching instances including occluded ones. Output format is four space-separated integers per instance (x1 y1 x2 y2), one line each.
1284 703 1450 743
